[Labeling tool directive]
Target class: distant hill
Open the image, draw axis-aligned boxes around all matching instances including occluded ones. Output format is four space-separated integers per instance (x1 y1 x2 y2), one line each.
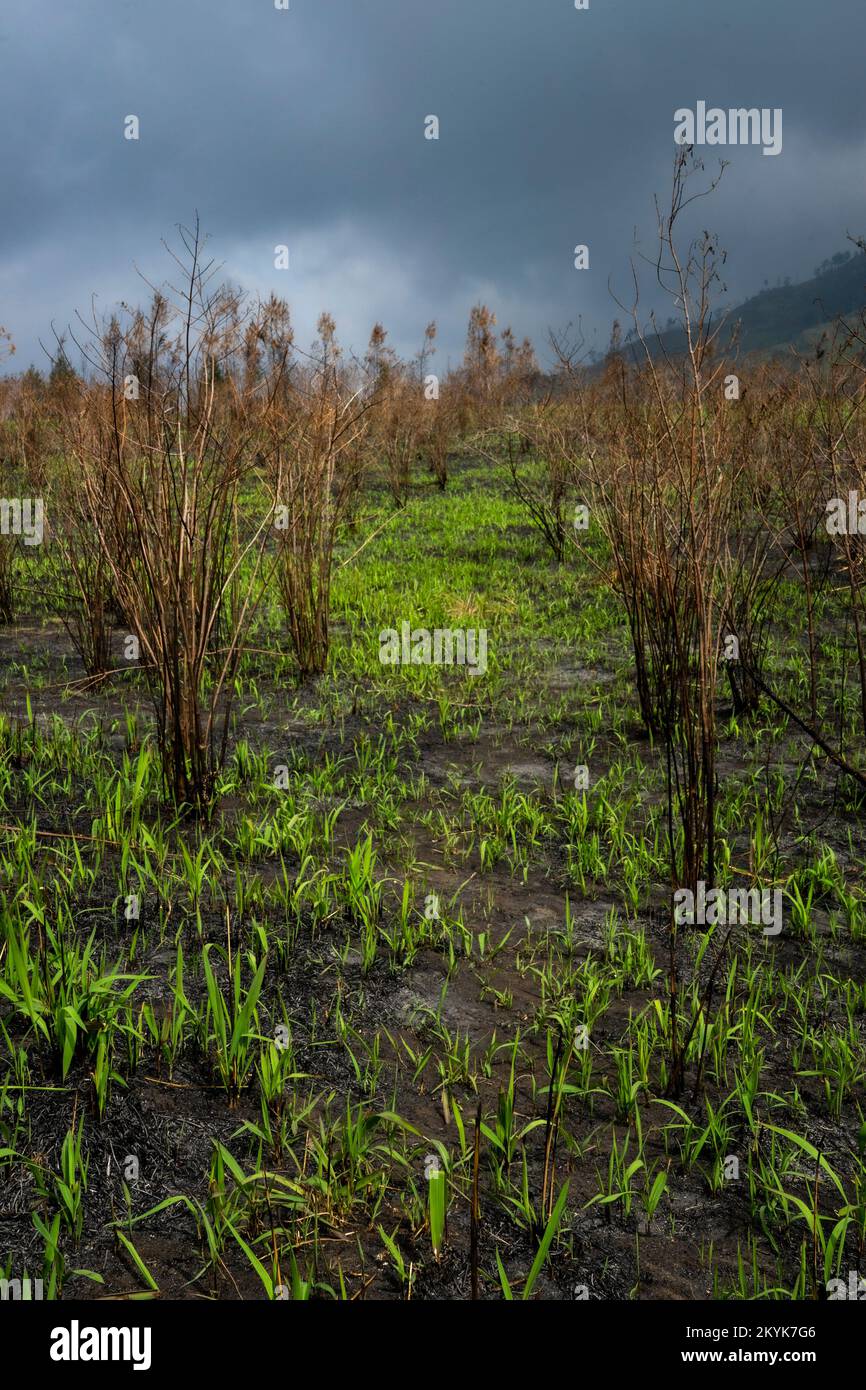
624 248 866 363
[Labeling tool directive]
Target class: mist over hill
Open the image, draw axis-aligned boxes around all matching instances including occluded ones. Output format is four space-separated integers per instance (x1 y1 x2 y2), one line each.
623 247 866 363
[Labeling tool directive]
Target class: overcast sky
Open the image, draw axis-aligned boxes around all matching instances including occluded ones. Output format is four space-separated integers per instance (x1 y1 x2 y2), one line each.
1 0 864 373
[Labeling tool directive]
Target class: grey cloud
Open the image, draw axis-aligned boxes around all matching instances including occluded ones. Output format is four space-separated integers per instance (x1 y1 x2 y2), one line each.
1 0 864 369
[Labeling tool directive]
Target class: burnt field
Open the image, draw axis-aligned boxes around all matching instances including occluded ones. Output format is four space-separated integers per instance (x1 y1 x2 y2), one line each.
1 254 866 1305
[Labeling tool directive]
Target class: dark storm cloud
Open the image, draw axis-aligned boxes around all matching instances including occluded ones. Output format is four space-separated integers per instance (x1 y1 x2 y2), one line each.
1 0 865 371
